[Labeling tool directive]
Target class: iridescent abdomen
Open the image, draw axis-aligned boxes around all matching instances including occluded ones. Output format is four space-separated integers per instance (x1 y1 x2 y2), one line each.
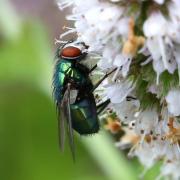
71 94 99 135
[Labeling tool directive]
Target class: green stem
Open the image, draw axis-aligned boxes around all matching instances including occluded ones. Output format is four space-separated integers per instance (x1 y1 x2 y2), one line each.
82 131 137 180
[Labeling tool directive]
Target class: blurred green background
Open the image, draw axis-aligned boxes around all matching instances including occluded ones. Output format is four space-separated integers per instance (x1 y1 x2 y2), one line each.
0 1 161 180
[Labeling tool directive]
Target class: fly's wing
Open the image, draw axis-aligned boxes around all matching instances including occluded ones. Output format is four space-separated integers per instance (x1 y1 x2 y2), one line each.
57 102 65 152
66 84 75 161
59 83 75 161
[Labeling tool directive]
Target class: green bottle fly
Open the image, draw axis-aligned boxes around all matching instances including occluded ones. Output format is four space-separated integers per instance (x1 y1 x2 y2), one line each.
53 41 112 160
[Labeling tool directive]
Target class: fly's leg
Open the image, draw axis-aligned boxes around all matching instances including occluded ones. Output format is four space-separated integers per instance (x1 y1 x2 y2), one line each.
96 96 137 115
88 64 98 74
126 96 137 101
92 68 117 114
97 99 111 115
90 66 136 114
91 68 117 92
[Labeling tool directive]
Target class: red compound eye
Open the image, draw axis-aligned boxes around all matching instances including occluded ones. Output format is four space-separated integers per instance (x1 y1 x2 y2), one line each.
60 46 82 58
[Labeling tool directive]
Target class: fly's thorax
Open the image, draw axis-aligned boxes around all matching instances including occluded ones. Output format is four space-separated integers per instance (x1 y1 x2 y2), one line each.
64 60 90 82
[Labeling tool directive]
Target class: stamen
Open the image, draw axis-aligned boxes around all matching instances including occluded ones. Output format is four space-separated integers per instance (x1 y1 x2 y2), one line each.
60 28 77 39
57 0 74 10
141 56 152 66
63 26 75 30
55 39 68 45
156 72 160 85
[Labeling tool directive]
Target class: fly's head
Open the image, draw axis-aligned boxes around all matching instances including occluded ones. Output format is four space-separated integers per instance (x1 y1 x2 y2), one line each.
58 40 89 61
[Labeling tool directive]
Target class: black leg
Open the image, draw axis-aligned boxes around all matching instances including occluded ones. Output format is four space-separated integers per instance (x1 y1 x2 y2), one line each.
126 96 137 101
89 64 98 74
92 68 117 92
96 96 137 114
96 96 137 115
97 99 111 115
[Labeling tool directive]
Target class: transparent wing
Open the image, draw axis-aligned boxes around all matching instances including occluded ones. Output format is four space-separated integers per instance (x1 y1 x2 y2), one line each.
59 83 75 161
57 102 65 152
66 84 75 161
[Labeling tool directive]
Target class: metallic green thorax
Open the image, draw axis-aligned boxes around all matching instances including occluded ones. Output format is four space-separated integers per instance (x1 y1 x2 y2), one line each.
54 58 99 135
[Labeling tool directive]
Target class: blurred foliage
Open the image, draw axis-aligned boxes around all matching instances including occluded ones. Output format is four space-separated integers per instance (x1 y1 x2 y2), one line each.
0 1 162 180
0 0 21 40
0 83 107 180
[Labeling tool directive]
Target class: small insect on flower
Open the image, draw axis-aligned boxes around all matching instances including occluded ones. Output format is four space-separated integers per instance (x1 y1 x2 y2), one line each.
53 40 117 160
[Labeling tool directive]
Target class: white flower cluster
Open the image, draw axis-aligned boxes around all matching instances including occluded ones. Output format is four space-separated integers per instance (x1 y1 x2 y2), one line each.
142 3 180 84
58 0 180 179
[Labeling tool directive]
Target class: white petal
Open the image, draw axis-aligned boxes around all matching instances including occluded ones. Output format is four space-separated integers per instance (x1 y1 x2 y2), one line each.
143 12 167 37
104 81 133 104
166 89 180 116
154 0 164 4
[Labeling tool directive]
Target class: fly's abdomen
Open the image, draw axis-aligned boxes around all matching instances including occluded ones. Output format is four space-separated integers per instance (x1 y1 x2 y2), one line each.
70 95 99 135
